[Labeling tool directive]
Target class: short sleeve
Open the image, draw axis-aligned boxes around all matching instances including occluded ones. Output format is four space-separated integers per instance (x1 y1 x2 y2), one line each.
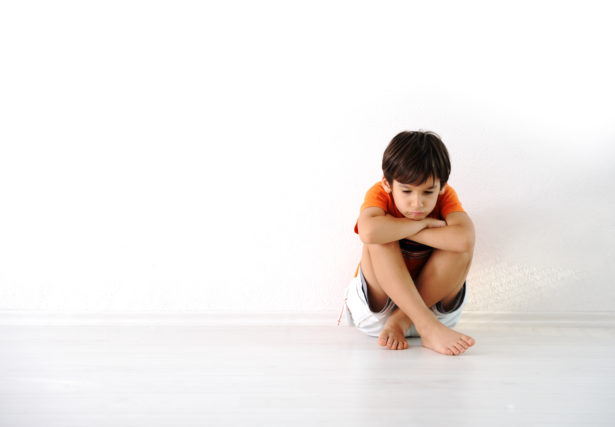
438 185 465 219
359 182 390 213
354 182 393 234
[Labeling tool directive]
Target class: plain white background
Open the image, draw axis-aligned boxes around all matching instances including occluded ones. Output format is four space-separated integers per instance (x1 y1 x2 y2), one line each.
1 0 614 315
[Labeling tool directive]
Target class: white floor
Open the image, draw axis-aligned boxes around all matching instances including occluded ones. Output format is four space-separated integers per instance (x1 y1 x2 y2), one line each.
1 312 615 426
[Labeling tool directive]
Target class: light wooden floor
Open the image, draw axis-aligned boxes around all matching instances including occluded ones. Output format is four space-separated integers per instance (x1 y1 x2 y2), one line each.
1 313 615 426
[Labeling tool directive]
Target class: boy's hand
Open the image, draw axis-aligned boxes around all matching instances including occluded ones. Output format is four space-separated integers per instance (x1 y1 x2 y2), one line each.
424 218 447 228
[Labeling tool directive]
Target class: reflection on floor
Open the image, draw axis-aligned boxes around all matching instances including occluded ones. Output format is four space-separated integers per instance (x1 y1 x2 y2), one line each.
1 312 614 426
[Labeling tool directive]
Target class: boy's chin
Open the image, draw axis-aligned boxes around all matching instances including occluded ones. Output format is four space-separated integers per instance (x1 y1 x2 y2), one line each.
405 216 424 220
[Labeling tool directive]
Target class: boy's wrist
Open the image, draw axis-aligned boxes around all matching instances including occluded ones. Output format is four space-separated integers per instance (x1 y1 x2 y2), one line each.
403 218 439 242
410 218 428 232
402 217 428 240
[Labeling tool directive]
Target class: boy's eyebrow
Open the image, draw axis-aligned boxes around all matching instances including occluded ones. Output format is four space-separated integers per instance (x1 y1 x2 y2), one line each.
400 184 437 189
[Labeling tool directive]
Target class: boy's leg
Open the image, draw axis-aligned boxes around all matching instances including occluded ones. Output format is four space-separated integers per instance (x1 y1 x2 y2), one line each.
360 241 435 325
362 243 473 314
361 241 475 354
382 247 473 347
415 247 473 312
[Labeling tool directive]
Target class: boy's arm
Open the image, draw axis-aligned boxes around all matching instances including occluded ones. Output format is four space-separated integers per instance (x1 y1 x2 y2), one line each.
409 211 475 252
357 207 429 244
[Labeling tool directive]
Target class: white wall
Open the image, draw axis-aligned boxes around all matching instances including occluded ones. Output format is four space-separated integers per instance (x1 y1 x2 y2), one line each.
1 1 613 314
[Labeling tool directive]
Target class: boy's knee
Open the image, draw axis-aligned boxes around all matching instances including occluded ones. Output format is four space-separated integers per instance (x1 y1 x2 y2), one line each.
366 241 400 252
461 249 473 266
466 237 475 254
456 247 473 263
430 247 473 267
461 243 474 256
365 241 405 265
463 243 475 266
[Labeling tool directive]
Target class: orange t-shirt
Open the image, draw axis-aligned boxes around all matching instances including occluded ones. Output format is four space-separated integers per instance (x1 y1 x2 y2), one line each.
353 180 465 279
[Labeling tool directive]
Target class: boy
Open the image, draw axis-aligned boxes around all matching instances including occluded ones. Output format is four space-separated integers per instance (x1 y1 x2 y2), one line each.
339 131 476 356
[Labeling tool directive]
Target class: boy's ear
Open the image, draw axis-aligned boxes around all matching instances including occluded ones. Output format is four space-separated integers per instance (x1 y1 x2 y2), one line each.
381 176 392 193
439 183 447 195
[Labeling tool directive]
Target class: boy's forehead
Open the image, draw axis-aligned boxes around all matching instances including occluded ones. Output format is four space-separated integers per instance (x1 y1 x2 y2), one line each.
395 178 440 189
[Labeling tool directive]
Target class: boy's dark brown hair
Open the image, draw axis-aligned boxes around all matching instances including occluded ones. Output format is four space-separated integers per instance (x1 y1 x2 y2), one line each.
382 130 451 188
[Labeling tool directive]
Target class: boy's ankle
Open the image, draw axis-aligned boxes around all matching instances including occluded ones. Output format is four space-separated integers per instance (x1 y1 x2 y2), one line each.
389 306 439 333
412 312 442 335
388 308 412 327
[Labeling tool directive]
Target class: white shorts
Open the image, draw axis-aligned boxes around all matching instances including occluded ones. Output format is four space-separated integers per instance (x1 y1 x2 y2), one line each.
338 265 467 337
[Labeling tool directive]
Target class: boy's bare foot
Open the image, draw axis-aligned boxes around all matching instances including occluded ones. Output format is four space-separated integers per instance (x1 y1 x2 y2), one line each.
378 311 412 350
419 319 475 356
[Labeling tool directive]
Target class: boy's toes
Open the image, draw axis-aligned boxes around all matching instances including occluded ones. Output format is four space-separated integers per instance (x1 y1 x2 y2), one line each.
378 330 409 350
377 333 388 346
389 339 408 350
462 336 475 346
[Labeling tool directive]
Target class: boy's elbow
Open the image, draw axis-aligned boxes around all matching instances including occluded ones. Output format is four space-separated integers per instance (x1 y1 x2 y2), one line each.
452 226 475 253
462 231 475 253
359 229 374 244
359 224 384 245
357 217 377 244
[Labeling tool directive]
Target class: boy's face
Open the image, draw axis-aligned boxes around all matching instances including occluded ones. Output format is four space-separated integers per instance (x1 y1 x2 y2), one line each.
381 176 446 220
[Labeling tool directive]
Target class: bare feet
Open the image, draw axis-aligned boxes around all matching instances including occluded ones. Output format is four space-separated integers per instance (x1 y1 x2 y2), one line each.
378 311 412 350
419 320 475 356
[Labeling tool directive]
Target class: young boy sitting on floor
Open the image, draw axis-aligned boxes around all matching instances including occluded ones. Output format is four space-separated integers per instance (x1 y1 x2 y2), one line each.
340 130 476 356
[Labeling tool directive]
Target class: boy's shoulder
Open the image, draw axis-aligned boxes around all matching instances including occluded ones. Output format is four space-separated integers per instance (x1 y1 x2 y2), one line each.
365 180 386 194
437 184 465 218
361 181 393 211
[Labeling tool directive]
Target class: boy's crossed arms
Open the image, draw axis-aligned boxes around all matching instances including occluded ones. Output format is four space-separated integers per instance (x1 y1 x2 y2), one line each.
359 208 475 252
